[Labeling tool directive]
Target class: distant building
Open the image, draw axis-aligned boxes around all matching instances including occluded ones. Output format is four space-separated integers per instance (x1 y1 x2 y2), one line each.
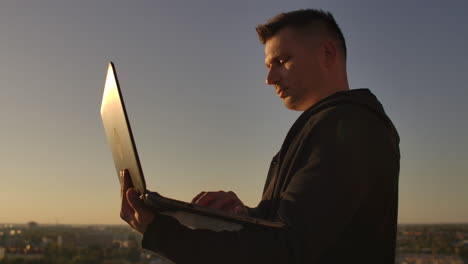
76 231 114 247
454 240 468 248
0 247 5 261
402 231 424 237
102 260 131 264
27 221 39 229
420 247 431 254
57 232 77 249
463 240 468 247
396 254 464 264
113 240 137 249
4 254 45 262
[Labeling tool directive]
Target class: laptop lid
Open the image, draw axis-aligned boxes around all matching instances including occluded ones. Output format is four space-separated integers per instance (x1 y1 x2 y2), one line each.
100 62 286 230
100 62 147 195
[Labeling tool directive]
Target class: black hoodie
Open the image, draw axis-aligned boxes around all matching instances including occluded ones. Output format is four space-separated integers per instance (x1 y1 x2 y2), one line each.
142 88 401 264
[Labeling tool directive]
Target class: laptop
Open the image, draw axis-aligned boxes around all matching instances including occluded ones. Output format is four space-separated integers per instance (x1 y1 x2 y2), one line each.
100 62 284 230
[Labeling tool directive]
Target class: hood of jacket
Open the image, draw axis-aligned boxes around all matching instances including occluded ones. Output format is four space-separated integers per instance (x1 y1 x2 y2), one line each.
301 88 400 144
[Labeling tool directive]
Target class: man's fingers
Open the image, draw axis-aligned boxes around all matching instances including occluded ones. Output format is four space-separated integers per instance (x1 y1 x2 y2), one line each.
127 188 155 220
126 188 146 212
193 192 222 206
192 191 245 213
120 189 135 222
126 188 155 234
120 169 135 222
119 170 155 234
232 205 248 215
129 219 143 234
120 205 134 222
191 191 206 203
209 196 239 210
120 169 133 198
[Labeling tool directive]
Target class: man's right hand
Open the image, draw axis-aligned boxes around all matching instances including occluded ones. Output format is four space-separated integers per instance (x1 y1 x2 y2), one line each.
191 191 248 215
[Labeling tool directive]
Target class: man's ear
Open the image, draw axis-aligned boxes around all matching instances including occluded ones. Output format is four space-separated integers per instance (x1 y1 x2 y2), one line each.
320 39 338 70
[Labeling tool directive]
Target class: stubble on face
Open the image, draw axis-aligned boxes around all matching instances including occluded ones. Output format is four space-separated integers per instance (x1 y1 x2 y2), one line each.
264 27 324 111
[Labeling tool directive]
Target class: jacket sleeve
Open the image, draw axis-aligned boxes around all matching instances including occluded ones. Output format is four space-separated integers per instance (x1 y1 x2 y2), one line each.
141 108 393 264
142 213 290 264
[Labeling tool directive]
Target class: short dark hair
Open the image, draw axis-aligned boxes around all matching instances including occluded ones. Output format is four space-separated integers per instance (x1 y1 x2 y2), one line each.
256 9 347 58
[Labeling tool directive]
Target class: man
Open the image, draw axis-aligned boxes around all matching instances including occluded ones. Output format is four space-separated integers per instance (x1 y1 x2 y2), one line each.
120 9 400 264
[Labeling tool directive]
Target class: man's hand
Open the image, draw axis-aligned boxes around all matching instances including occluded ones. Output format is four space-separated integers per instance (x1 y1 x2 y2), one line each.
192 191 248 215
120 169 155 234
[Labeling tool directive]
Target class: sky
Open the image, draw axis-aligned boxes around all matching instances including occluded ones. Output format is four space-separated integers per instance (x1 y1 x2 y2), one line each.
0 0 467 225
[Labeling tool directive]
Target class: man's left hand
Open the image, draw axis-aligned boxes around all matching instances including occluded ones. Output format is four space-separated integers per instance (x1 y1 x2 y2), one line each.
120 169 155 234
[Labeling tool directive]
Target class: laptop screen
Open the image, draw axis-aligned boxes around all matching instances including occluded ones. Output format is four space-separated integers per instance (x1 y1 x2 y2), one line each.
100 62 147 195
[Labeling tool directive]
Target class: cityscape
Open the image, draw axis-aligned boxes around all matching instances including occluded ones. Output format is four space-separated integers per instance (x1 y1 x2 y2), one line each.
0 221 467 264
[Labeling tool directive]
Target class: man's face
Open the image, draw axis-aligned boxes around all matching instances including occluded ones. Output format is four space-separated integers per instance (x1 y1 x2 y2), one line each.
264 27 323 111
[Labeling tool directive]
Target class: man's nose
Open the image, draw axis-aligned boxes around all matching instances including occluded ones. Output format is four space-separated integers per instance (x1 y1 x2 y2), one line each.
266 67 280 85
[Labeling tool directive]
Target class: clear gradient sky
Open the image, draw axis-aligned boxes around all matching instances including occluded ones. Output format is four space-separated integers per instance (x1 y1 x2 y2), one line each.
0 0 467 225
